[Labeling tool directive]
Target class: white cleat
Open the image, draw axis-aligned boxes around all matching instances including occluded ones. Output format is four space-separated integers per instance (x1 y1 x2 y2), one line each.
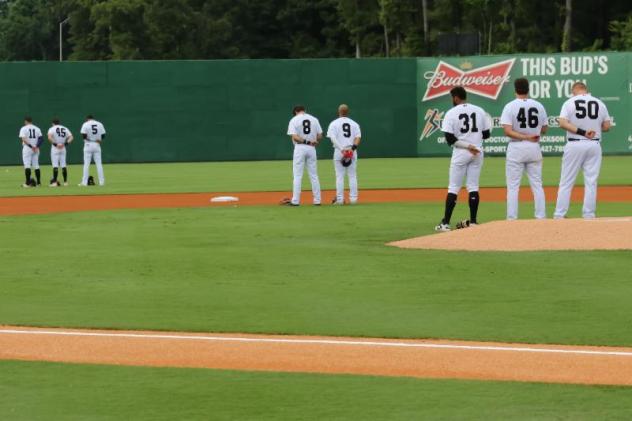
21 183 31 188
435 223 451 232
63 182 69 186
49 183 58 188
77 183 87 187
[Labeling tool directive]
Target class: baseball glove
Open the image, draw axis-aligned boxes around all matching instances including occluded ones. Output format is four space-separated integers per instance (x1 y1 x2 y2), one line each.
455 220 471 229
87 176 95 186
341 149 354 167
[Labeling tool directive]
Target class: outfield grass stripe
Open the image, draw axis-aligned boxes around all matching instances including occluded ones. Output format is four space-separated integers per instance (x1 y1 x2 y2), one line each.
2 327 632 357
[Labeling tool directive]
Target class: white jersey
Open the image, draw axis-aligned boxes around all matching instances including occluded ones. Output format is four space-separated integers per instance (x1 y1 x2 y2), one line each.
287 113 322 144
327 117 361 151
441 103 490 149
500 98 548 141
80 120 106 142
48 125 73 145
19 124 43 147
559 94 610 141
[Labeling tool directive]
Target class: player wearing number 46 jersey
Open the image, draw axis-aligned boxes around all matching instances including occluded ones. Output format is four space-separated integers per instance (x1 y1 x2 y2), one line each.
48 118 74 186
19 116 43 187
554 82 611 219
284 105 322 206
79 115 107 186
435 87 491 232
500 78 548 220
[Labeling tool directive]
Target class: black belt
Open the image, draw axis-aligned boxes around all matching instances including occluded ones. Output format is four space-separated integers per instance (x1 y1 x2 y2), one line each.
568 138 600 142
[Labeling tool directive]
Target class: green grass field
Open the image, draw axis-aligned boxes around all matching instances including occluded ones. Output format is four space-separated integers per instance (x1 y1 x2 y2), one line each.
1 158 631 419
1 156 630 197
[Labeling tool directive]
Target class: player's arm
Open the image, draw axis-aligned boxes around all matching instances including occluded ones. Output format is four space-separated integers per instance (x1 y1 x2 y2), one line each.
601 104 611 132
602 120 611 132
502 124 539 142
47 130 55 144
351 126 362 150
66 133 74 144
558 118 594 139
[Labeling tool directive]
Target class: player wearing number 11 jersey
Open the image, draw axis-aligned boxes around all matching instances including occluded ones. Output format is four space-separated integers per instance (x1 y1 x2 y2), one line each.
435 87 491 231
285 105 322 206
500 78 548 220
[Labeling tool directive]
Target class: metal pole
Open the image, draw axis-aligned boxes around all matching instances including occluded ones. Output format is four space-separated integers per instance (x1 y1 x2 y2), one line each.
59 17 70 62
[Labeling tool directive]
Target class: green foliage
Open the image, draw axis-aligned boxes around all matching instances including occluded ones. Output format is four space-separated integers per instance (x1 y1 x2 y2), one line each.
0 0 629 59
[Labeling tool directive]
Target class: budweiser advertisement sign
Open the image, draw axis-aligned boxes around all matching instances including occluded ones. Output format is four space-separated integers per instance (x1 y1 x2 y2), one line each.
422 58 515 101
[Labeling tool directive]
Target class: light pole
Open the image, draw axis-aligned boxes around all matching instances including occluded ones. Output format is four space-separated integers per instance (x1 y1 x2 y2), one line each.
59 17 70 62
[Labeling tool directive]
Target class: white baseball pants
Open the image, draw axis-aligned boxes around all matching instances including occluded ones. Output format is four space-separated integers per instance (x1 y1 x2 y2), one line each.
82 142 105 185
448 150 483 195
291 144 321 205
22 145 40 169
554 141 602 219
333 149 358 203
51 145 67 168
505 142 546 220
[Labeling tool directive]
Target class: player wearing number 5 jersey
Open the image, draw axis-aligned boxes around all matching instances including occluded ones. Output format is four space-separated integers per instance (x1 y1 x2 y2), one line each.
79 115 106 186
285 105 322 206
554 82 611 219
435 87 491 232
500 78 548 220
48 118 74 186
327 104 361 205
19 116 43 187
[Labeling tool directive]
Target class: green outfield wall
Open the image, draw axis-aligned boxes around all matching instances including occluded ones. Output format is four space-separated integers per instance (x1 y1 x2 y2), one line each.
0 59 417 165
1 53 630 165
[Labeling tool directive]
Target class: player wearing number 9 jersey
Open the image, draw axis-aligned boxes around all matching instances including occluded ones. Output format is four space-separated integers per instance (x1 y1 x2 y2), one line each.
79 115 106 186
285 105 322 206
327 104 361 205
435 86 491 232
48 118 74 186
500 78 548 220
554 82 611 219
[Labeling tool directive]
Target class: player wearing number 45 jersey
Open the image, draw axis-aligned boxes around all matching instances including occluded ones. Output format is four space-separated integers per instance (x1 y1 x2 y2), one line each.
554 82 611 219
284 105 322 206
500 78 548 220
435 87 491 232
48 118 74 186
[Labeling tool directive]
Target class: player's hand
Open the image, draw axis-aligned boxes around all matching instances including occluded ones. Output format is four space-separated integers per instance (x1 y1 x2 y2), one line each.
57 144 64 150
586 130 596 139
525 134 540 143
467 145 480 155
33 147 39 153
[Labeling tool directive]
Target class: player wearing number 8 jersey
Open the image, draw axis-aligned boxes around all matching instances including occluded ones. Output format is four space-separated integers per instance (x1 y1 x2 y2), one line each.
500 78 548 220
435 87 491 231
554 82 611 219
79 115 106 186
48 118 74 186
285 105 322 206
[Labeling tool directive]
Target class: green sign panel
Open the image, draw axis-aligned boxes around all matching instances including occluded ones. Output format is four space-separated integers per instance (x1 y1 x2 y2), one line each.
417 52 631 156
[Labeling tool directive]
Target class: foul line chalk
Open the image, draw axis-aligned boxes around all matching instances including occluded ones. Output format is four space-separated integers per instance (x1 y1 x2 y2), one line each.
1 328 632 357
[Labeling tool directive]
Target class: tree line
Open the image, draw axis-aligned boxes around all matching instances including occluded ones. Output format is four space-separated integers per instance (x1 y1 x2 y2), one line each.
0 0 630 61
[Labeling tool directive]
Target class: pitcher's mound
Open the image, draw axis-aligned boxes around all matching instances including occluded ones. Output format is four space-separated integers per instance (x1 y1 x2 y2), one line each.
388 217 632 251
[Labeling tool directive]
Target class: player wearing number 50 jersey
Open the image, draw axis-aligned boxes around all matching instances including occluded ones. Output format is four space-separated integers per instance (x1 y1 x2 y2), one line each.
327 104 361 205
19 116 43 187
435 87 491 232
284 105 322 206
79 115 107 186
554 82 611 219
500 78 548 220
48 118 74 186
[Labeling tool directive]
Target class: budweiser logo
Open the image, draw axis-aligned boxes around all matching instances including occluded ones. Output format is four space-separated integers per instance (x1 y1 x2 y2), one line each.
422 59 515 101
420 108 444 140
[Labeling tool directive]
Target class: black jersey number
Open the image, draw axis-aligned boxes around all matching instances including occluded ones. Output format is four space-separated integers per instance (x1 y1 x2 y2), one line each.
574 100 599 119
458 113 479 133
302 120 311 135
56 127 67 137
28 129 36 139
91 124 98 135
516 107 539 129
342 123 351 138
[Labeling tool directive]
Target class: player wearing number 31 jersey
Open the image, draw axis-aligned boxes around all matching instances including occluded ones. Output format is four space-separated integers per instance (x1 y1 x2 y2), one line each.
500 78 548 220
554 82 611 219
435 87 491 231
285 105 322 206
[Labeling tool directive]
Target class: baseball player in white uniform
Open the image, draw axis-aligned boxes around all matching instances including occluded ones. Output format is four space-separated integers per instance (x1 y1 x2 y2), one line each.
327 104 362 205
436 87 491 231
554 82 611 219
47 118 74 186
19 116 43 187
284 105 322 206
500 78 549 220
79 115 107 186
